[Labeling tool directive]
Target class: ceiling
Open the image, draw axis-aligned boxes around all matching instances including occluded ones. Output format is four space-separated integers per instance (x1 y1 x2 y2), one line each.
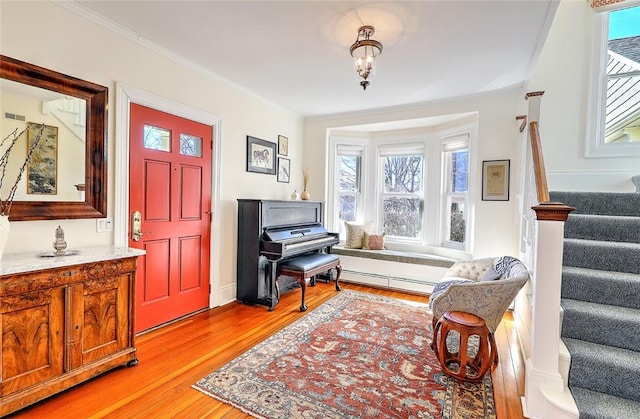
72 1 557 117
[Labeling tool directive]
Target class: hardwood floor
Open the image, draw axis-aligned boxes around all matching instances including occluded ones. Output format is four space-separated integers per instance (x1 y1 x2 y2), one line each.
10 283 525 418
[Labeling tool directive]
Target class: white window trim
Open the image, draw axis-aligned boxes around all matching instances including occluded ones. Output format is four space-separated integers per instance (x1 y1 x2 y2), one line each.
441 135 470 250
438 124 476 253
327 135 369 235
585 5 640 158
376 143 426 246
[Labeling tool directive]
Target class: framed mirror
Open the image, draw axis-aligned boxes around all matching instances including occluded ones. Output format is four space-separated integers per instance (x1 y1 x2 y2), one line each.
0 55 107 221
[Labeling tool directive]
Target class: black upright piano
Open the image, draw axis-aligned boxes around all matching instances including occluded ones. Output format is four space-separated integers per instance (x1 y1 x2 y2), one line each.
236 199 339 310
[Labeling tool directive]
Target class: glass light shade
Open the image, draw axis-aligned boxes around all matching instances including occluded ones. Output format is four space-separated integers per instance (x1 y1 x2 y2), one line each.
349 26 383 90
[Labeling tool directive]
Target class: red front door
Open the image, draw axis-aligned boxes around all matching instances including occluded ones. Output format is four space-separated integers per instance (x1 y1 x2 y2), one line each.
129 103 212 333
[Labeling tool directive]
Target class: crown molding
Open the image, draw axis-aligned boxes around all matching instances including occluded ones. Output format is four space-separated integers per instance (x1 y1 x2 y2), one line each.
52 0 298 117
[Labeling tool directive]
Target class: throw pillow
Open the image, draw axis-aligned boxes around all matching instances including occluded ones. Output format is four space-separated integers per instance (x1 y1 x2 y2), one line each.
481 266 502 281
494 256 520 275
344 221 373 249
363 232 385 250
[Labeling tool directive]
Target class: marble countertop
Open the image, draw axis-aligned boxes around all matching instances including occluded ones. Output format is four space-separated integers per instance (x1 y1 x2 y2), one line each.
0 245 146 276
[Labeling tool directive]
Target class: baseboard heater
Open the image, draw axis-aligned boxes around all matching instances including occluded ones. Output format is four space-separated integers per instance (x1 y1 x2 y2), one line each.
339 269 439 294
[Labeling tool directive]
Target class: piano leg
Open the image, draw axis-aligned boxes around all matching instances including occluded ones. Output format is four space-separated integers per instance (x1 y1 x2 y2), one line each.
335 263 343 291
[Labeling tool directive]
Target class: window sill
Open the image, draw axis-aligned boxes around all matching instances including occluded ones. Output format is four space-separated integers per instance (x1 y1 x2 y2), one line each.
332 246 457 269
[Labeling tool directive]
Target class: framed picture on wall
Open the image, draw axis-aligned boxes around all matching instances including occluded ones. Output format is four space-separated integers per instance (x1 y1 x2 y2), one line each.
278 135 288 156
277 157 290 183
246 135 276 175
27 123 58 195
482 159 510 201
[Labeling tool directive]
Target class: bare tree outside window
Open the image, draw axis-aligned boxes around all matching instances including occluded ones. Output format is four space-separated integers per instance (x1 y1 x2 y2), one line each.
382 154 423 237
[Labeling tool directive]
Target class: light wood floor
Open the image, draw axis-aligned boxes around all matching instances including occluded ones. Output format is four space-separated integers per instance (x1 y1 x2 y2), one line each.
11 282 525 418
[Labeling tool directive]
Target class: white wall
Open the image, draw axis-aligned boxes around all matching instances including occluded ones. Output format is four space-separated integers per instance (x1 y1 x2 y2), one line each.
0 1 303 303
303 88 525 259
527 0 640 192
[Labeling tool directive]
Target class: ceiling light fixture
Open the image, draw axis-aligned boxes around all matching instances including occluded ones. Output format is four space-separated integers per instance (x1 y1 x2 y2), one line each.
349 25 383 90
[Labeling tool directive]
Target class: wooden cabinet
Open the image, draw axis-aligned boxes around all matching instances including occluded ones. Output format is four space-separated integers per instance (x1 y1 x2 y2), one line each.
0 246 143 416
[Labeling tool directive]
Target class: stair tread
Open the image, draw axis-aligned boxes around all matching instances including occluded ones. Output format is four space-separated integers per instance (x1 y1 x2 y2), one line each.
571 387 640 419
563 266 640 281
564 238 640 249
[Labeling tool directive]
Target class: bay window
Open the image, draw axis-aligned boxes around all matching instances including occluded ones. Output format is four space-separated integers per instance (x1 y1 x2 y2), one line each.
329 124 473 256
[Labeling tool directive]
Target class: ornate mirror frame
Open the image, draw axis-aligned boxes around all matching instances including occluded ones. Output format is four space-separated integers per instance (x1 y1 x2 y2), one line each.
0 55 107 221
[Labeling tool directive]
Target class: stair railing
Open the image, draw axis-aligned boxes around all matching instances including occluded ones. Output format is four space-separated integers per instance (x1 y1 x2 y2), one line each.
517 92 575 418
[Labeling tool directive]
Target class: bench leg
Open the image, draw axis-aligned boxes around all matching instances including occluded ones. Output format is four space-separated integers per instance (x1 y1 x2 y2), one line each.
297 276 308 312
335 264 342 291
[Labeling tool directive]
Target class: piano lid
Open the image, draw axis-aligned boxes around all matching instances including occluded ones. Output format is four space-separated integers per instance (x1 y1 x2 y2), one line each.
263 223 328 242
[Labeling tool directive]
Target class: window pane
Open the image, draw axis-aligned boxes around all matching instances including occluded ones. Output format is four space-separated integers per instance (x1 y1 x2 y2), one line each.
339 155 360 192
143 125 170 151
384 155 423 193
339 195 356 222
604 5 640 143
180 133 202 157
383 197 421 238
448 200 466 243
451 149 468 193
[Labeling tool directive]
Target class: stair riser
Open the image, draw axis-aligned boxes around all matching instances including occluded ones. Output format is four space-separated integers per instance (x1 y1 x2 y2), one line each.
561 271 640 310
561 310 640 352
568 354 640 403
564 216 640 244
563 241 640 275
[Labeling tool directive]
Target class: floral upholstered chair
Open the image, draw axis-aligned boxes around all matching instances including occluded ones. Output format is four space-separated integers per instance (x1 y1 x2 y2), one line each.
428 256 530 335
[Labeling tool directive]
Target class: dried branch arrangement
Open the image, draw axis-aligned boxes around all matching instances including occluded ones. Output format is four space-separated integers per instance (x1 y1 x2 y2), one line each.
0 123 45 216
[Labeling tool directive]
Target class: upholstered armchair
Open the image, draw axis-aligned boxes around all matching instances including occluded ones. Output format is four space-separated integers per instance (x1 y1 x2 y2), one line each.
429 256 530 333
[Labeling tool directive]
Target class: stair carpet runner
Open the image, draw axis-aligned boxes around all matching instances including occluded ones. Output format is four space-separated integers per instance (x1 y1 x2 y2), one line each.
550 191 640 419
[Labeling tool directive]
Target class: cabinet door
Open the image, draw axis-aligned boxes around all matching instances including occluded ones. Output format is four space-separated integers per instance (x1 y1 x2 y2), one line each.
68 274 131 368
1 287 65 395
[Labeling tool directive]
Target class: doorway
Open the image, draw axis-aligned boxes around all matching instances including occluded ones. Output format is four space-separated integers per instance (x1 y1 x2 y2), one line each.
128 103 212 332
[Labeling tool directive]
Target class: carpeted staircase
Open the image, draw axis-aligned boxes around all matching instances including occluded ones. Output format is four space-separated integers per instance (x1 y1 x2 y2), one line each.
550 191 640 419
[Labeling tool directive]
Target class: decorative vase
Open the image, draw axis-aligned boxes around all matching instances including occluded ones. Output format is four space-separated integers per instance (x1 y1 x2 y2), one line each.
0 215 9 260
301 190 310 200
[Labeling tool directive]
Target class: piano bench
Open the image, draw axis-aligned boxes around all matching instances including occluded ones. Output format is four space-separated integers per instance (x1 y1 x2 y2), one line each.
277 253 342 312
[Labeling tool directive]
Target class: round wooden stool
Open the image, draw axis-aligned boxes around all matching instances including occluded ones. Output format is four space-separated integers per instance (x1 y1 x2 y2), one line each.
432 311 497 382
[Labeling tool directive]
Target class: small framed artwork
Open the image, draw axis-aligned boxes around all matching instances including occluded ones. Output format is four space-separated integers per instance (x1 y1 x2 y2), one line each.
278 135 288 156
277 157 290 183
246 135 276 175
482 159 510 201
27 123 58 195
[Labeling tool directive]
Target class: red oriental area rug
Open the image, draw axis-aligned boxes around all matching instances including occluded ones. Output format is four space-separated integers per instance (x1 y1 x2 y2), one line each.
193 290 496 418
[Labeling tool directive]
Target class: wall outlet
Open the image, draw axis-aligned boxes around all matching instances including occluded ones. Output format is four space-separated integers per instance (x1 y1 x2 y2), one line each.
96 217 114 232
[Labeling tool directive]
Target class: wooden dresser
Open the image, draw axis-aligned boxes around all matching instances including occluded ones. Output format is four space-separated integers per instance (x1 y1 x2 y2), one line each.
0 245 145 416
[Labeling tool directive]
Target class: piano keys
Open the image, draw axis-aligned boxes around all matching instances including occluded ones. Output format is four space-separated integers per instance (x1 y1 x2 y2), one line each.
236 199 339 310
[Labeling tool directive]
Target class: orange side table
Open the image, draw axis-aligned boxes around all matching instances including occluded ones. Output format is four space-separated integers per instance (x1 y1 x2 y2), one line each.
432 311 497 382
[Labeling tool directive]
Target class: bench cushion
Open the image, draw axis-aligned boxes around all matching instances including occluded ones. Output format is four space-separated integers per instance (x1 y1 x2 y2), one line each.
279 253 339 272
